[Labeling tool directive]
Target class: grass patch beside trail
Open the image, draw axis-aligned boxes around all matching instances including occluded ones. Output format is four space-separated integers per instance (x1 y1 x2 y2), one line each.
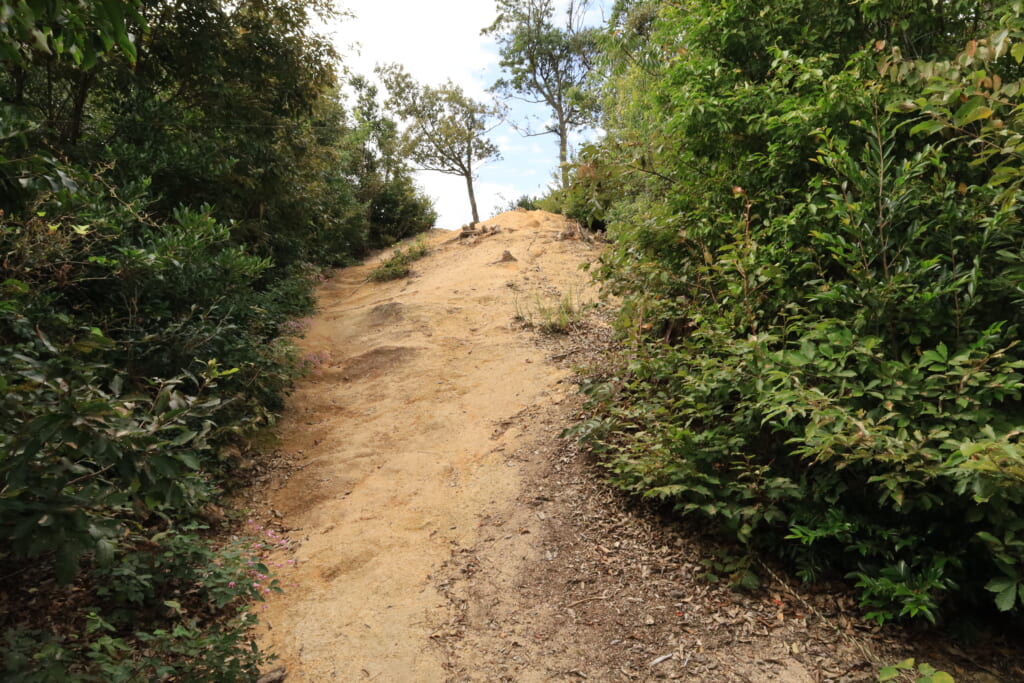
513 285 592 333
369 239 431 281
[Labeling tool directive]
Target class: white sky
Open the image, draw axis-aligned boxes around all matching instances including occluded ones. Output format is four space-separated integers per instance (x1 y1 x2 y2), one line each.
320 0 605 229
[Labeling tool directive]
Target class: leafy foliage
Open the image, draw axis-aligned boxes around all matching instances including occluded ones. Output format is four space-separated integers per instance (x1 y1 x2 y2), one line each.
0 0 142 67
368 238 431 282
573 0 1024 624
348 75 439 249
1 525 282 681
878 658 955 683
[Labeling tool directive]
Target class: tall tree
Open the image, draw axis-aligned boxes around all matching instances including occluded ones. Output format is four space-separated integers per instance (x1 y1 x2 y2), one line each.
483 0 599 188
350 74 438 247
379 65 500 225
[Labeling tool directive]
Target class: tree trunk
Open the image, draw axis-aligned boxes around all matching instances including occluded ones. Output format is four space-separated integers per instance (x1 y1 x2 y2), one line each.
465 171 480 224
557 113 569 189
66 72 94 146
13 65 26 104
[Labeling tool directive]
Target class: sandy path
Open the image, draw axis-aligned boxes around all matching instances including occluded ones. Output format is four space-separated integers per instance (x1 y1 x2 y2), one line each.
255 211 599 681
250 211 1024 683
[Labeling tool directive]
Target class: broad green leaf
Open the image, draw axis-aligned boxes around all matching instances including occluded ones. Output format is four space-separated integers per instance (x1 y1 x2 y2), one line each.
171 429 198 446
985 576 1016 593
910 118 946 136
990 164 1021 186
96 538 115 566
116 31 137 62
995 583 1018 611
1012 41 1024 63
149 455 179 478
953 96 994 127
177 453 200 470
878 667 900 681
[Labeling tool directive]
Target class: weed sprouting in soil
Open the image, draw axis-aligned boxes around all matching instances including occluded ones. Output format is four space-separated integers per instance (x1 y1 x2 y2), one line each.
513 285 592 333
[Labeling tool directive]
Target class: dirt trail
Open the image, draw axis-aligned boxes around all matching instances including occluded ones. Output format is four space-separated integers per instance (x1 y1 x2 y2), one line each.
253 210 1023 683
256 211 599 681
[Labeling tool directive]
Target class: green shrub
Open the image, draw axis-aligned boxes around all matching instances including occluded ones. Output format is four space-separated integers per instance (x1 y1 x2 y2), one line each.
366 173 438 248
0 172 309 675
538 147 614 230
576 1 1024 624
879 658 955 683
368 238 431 281
498 193 541 213
1 525 281 682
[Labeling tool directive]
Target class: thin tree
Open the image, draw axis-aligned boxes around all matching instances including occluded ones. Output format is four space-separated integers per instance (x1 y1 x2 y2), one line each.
483 0 599 188
378 65 501 225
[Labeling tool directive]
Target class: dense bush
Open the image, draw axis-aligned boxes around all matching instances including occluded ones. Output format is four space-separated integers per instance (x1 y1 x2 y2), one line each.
537 150 613 230
1 525 283 681
0 172 302 674
575 0 1024 624
365 173 438 249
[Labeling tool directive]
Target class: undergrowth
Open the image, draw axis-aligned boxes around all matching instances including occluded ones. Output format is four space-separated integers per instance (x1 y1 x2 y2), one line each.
569 2 1024 628
878 659 955 683
0 179 315 679
368 238 431 281
1 520 290 681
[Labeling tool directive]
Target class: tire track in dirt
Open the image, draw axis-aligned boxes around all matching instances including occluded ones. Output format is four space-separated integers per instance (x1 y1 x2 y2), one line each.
255 211 600 681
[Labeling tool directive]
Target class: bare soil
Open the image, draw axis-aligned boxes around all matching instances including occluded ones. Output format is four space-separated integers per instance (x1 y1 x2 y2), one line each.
250 210 1024 682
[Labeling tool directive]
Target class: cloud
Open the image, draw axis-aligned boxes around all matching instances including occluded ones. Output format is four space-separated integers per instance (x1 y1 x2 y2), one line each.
414 171 538 230
413 172 509 230
413 172 470 230
477 180 529 217
324 1 500 100
495 134 523 155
